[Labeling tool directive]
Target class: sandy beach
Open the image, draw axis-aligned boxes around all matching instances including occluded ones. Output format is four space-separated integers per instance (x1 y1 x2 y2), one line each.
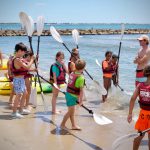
0 90 149 150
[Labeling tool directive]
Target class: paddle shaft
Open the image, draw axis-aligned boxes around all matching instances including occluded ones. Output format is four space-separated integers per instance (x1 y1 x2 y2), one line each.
28 37 44 96
62 43 94 80
39 75 93 114
34 36 40 87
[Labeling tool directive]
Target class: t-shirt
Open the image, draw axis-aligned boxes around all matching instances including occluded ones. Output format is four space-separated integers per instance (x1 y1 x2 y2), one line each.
52 62 62 78
70 72 85 98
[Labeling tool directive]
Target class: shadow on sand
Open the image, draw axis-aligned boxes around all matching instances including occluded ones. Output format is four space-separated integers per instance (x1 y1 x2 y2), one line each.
39 115 103 150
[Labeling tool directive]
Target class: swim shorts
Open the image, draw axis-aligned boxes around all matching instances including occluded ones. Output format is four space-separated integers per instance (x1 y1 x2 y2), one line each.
135 70 147 86
65 92 78 107
135 109 150 133
13 77 26 94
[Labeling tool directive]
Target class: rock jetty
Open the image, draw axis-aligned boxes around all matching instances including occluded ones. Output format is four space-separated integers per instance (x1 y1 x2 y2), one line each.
0 29 150 36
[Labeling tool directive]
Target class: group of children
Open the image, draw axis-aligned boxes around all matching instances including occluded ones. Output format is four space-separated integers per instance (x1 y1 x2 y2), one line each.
0 34 150 149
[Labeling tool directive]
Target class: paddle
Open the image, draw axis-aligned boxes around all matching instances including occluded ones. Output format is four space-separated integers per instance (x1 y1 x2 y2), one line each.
95 59 132 96
34 16 45 88
115 24 125 91
53 83 112 125
112 128 150 150
50 26 107 96
19 12 48 111
72 29 79 49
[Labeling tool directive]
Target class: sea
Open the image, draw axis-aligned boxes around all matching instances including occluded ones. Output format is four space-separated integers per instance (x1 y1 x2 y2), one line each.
0 23 150 105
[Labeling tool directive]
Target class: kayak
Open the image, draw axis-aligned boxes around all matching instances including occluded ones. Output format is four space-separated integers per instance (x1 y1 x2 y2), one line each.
0 59 8 70
0 77 53 95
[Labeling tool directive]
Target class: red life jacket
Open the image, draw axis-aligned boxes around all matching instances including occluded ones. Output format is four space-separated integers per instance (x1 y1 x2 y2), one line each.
68 61 72 74
67 72 81 96
102 60 114 74
50 63 66 84
112 63 118 74
138 83 150 110
11 57 28 76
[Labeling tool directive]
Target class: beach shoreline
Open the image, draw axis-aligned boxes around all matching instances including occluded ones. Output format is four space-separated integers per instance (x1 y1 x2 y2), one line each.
0 29 150 36
0 93 148 150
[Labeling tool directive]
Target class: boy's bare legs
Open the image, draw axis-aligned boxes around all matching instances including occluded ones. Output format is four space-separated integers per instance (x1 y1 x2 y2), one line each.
12 94 22 113
25 78 31 109
70 106 81 130
19 91 27 112
9 83 15 108
133 134 144 150
51 86 61 114
60 107 71 129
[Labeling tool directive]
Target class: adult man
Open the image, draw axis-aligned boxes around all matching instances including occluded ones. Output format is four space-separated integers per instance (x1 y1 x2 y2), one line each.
134 35 150 86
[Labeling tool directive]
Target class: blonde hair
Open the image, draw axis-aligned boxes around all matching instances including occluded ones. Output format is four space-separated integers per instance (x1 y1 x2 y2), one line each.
75 59 86 70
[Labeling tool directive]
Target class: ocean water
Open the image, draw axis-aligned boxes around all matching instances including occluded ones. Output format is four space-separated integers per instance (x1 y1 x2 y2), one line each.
0 23 150 106
0 23 150 30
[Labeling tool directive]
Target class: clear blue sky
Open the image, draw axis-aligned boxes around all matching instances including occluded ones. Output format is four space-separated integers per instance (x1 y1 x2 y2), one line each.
0 0 149 23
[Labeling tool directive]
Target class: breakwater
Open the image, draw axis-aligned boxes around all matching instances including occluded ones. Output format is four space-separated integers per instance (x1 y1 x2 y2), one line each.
0 29 150 36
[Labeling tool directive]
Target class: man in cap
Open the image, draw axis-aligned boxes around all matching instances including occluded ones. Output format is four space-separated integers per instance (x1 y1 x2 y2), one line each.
134 34 150 86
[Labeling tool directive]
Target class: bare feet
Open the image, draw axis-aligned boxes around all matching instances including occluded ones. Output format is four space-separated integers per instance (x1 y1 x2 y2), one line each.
52 110 62 115
60 125 69 130
72 126 81 131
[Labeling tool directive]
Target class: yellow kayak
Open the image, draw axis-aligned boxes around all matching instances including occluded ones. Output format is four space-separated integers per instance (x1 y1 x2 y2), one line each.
0 59 8 70
0 77 53 95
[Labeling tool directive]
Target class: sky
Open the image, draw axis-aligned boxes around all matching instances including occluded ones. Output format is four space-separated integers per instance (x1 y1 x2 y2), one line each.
0 0 149 23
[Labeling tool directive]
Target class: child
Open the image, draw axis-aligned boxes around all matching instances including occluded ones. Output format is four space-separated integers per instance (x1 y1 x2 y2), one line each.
127 65 150 150
60 59 86 130
23 51 36 110
102 51 112 102
11 43 35 118
111 54 119 86
68 48 79 74
50 51 68 114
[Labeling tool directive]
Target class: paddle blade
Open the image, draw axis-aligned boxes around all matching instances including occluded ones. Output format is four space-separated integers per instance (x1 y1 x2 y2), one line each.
72 29 80 45
93 113 112 125
112 133 138 150
19 12 34 37
50 26 63 43
95 59 101 68
120 23 125 41
28 16 34 36
37 16 45 36
29 87 37 107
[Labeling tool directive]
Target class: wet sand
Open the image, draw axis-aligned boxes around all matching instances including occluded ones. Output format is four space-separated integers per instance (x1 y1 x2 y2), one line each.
0 92 149 150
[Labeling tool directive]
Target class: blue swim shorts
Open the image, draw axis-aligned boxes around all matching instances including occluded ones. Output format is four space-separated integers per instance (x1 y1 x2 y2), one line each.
13 77 26 94
65 92 78 107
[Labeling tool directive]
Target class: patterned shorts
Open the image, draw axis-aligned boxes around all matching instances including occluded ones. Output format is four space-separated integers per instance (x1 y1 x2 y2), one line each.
13 77 26 94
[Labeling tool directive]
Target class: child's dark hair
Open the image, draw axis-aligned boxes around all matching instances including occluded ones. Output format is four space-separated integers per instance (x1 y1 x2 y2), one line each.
15 42 27 52
56 51 64 61
144 65 150 77
105 51 112 57
112 54 118 59
23 51 33 58
75 59 86 70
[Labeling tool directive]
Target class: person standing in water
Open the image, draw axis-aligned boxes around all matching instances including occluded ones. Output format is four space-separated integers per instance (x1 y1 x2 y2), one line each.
134 35 150 87
101 51 113 102
127 65 150 150
68 48 79 74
